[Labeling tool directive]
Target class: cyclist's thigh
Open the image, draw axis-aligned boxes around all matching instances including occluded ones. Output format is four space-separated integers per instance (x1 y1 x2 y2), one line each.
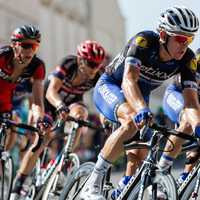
162 84 184 124
93 73 126 123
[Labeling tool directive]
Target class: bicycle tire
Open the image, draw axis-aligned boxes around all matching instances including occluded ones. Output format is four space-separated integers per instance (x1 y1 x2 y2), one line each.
126 170 178 200
42 153 80 200
0 154 14 200
179 175 199 200
59 162 95 200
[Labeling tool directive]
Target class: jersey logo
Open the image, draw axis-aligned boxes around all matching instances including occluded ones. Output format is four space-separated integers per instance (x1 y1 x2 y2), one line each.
135 36 148 48
188 58 197 72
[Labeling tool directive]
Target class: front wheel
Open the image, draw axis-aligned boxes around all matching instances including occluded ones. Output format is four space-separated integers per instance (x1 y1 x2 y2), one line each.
42 153 80 200
0 153 14 200
59 162 95 200
127 170 178 200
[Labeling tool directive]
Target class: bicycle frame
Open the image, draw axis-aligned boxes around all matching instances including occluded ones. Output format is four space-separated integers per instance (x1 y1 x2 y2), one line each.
32 121 80 197
117 131 161 200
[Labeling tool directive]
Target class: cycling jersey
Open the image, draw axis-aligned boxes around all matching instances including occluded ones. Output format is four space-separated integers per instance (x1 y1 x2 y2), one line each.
94 30 197 122
0 46 45 112
44 55 100 118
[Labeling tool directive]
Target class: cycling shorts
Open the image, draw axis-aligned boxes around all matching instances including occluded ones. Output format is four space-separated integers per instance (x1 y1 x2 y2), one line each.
93 73 150 122
162 84 184 124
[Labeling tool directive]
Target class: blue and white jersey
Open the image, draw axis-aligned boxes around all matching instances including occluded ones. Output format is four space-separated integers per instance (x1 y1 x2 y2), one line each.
105 30 197 91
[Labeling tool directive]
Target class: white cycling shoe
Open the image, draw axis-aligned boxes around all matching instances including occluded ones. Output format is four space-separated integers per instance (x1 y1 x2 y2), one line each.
80 172 105 200
80 184 106 200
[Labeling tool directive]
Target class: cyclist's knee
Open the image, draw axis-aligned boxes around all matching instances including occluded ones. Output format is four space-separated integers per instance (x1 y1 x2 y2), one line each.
119 119 137 140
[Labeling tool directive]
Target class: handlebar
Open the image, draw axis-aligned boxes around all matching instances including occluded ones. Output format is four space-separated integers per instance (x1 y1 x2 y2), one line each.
0 117 38 132
150 123 197 142
124 123 198 151
57 116 105 132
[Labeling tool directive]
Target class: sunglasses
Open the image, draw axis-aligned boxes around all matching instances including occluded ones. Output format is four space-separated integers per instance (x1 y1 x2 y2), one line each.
18 42 39 51
84 60 99 69
167 33 194 44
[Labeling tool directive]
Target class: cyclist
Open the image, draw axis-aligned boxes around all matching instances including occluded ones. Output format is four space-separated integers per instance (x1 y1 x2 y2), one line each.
43 40 106 162
162 48 200 185
5 25 50 200
80 6 200 200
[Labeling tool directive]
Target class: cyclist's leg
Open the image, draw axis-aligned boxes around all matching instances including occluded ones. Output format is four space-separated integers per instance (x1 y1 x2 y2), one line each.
68 102 89 151
159 84 193 170
10 130 53 197
80 74 145 199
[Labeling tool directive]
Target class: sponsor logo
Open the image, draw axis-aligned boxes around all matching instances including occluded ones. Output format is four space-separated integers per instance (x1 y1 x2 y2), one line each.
98 85 118 104
188 58 197 72
140 65 175 80
166 93 183 111
135 36 148 48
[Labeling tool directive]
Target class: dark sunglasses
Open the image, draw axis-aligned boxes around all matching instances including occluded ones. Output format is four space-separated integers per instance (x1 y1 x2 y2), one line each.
18 42 39 51
84 60 99 69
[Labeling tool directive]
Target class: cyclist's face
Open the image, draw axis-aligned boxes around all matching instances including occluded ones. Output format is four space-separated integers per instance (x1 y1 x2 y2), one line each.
167 34 193 60
79 58 100 79
13 39 40 64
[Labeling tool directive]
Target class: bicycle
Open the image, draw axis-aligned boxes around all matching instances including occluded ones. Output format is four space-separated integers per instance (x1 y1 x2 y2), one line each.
0 117 38 200
60 123 197 200
21 116 104 200
174 137 200 200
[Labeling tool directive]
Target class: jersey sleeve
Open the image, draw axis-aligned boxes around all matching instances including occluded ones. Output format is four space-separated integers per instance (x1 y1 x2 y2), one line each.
180 49 198 90
125 31 159 69
52 57 73 81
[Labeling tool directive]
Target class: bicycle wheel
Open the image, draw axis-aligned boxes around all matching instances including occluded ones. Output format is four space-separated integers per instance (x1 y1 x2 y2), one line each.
59 162 95 200
42 153 80 200
127 170 178 200
179 175 199 200
0 153 14 200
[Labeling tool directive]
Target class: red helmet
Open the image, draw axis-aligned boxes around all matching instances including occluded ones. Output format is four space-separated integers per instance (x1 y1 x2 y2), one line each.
77 40 105 65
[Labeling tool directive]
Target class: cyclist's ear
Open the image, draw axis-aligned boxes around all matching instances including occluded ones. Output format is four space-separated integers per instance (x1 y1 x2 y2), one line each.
159 30 167 43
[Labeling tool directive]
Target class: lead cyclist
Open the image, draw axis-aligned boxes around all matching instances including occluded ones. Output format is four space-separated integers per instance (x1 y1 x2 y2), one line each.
80 6 200 200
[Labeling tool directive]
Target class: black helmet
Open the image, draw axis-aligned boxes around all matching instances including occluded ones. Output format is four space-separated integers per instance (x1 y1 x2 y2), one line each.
11 25 41 43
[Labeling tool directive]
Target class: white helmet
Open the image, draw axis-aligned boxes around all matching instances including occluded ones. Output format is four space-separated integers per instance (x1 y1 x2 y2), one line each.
158 6 199 36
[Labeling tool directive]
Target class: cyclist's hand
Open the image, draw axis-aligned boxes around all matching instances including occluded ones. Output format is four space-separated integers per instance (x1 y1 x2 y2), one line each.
134 108 153 129
36 114 53 133
56 104 70 120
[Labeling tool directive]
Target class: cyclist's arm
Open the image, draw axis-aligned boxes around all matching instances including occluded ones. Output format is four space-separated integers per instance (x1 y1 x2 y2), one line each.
31 62 46 121
46 76 63 108
183 88 200 127
32 79 45 120
122 59 147 113
181 52 200 128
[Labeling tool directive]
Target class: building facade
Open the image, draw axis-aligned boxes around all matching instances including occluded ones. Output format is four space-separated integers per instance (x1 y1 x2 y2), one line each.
0 0 125 69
